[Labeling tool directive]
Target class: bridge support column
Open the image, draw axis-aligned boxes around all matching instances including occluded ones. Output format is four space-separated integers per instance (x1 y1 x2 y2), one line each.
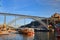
4 15 6 24
3 15 7 31
15 16 16 27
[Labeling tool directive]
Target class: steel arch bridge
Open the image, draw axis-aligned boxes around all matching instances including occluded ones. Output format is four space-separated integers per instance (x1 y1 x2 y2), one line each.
0 13 48 29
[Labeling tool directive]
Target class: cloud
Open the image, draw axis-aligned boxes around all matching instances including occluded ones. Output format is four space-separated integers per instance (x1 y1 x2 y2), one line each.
35 0 60 9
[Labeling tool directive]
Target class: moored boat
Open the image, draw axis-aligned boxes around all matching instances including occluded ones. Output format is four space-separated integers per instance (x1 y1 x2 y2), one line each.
18 28 35 36
0 31 9 35
0 24 9 35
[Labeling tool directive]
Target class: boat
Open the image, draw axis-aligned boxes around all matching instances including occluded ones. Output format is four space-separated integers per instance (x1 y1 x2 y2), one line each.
0 31 9 35
8 29 18 34
0 24 9 35
18 28 35 36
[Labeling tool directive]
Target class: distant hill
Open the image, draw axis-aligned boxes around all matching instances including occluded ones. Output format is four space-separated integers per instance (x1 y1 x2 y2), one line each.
19 21 41 28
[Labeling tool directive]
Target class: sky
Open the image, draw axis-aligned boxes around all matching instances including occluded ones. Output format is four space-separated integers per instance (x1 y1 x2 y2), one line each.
0 0 60 17
0 0 60 28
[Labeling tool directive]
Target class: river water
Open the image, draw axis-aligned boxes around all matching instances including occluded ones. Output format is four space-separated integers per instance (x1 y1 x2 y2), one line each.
0 32 59 40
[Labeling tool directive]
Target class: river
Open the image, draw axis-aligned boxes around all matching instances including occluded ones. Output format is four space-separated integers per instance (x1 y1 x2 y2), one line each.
0 32 59 40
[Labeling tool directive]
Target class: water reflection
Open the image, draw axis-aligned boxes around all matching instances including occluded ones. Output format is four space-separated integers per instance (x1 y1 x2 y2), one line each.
0 32 57 40
22 34 34 40
23 35 34 40
34 32 49 40
49 31 56 40
0 34 34 40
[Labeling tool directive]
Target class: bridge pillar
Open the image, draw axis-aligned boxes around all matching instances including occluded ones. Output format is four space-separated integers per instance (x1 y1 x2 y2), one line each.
15 16 16 27
3 15 7 31
4 15 6 24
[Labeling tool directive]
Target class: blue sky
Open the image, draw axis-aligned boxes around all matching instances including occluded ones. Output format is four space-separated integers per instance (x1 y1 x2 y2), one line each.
0 0 60 28
0 0 60 17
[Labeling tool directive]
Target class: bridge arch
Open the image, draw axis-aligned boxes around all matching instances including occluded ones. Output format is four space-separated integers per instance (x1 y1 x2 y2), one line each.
0 13 48 29
7 16 48 29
